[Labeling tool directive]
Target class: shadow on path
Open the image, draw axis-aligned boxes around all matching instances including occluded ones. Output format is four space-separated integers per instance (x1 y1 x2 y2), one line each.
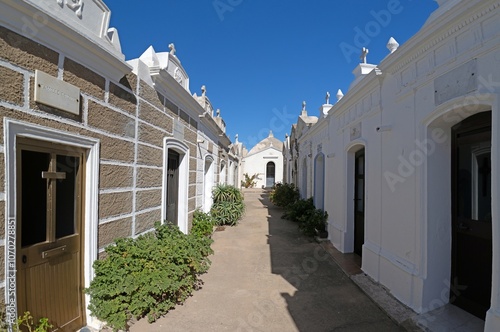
128 189 403 332
260 191 403 331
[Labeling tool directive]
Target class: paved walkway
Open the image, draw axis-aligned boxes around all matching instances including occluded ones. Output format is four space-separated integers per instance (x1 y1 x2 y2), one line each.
129 189 404 332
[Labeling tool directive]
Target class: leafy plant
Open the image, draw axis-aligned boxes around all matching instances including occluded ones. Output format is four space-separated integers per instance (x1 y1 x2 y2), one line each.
17 312 52 332
85 222 213 331
298 209 328 237
270 183 300 208
241 173 258 188
0 310 52 332
210 184 245 226
279 196 328 237
282 197 315 222
191 210 215 238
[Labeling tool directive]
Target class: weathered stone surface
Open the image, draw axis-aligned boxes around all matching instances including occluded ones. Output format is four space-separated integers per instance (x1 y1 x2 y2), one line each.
109 81 137 115
0 153 4 193
136 189 162 211
184 127 197 144
0 26 58 76
0 249 4 282
98 217 132 248
139 101 173 133
188 197 196 213
123 73 138 94
136 167 163 188
88 100 135 138
64 57 105 100
139 80 163 109
0 106 78 144
0 66 23 106
0 201 5 240
188 184 196 198
138 122 164 147
97 134 135 163
135 209 161 235
137 144 163 167
0 106 136 163
99 191 133 219
189 171 196 183
99 164 133 189
189 157 197 171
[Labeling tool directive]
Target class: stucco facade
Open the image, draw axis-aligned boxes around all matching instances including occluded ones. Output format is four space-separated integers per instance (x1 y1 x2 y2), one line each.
242 131 283 188
284 1 500 330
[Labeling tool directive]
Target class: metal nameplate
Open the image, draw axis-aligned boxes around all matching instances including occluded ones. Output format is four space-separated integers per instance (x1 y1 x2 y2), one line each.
34 70 81 115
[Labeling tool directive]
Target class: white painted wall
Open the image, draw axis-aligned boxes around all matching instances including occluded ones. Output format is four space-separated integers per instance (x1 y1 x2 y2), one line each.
243 148 283 188
291 1 500 330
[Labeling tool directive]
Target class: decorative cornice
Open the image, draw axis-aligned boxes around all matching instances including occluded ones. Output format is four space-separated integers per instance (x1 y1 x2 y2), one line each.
0 0 131 82
382 0 499 75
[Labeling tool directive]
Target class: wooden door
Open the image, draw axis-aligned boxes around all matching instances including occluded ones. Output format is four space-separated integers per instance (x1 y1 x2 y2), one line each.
451 111 492 319
166 150 180 225
354 149 365 257
16 138 85 331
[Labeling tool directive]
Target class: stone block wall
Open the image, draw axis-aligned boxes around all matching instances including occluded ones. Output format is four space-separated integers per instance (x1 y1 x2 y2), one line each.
0 26 203 287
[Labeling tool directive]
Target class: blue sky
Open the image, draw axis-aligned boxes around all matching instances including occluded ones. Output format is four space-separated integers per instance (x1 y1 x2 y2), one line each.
105 0 438 150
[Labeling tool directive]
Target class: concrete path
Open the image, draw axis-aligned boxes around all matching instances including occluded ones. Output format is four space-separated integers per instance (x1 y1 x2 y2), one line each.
129 189 403 332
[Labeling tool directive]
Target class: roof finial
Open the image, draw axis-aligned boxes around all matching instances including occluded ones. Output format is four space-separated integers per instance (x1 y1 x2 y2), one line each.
269 130 274 138
302 101 306 111
387 37 400 54
360 47 369 64
201 85 206 97
216 109 221 117
336 89 344 102
169 43 176 56
325 91 331 105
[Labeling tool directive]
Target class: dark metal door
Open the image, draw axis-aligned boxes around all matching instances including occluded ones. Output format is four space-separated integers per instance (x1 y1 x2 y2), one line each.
354 149 365 257
451 111 492 319
17 138 85 331
166 150 180 225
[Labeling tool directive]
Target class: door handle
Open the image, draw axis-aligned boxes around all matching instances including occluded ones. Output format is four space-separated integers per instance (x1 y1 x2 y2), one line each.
458 223 471 231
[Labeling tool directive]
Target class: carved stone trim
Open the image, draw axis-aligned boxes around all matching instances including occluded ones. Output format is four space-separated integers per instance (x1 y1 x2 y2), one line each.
388 2 499 74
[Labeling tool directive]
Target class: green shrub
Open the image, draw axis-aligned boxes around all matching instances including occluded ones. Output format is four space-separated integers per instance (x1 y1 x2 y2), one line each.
210 184 245 226
191 210 215 237
281 197 328 237
85 222 213 331
298 209 328 237
283 197 315 222
270 183 300 208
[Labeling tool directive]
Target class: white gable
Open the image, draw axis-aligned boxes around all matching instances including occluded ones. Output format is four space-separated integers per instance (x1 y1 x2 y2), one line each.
0 0 131 81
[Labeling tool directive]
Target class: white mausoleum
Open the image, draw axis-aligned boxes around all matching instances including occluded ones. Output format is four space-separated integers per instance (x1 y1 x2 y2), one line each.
284 0 500 330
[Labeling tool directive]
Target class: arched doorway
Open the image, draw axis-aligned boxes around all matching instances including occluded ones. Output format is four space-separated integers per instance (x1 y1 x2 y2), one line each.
163 139 189 234
451 111 492 319
314 154 325 210
204 156 214 213
266 161 276 187
354 149 365 257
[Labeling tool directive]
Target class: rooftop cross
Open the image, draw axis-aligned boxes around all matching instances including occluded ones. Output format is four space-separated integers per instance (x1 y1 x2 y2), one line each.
360 47 369 64
326 91 331 105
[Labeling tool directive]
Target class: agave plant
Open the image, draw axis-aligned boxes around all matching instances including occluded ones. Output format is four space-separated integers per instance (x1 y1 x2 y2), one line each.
210 184 245 226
